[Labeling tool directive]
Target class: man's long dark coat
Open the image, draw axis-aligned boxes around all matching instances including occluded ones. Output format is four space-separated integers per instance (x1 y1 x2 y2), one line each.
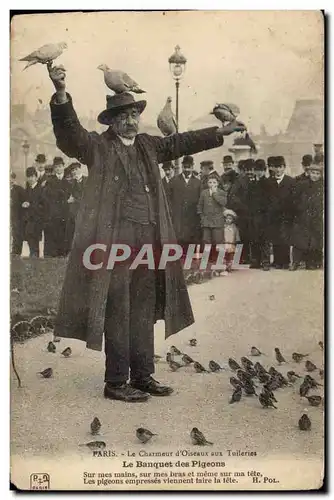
50 93 224 351
265 175 296 245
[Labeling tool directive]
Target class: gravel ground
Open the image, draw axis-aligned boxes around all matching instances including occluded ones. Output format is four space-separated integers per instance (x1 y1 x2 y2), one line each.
10 267 324 490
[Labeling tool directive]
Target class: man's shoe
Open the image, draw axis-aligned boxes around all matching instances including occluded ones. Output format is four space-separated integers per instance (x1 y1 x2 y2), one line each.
104 383 150 402
131 376 174 396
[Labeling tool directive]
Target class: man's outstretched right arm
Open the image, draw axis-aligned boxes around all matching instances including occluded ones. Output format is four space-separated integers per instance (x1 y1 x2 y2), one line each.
49 64 97 167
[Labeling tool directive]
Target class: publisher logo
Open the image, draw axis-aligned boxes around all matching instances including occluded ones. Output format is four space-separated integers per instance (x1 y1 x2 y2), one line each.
30 473 50 490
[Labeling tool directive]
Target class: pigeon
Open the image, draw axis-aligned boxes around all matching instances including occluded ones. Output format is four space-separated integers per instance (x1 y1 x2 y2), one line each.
228 358 241 371
169 360 182 372
210 103 240 123
250 346 264 356
90 417 101 435
304 395 322 407
259 392 277 409
287 371 302 383
61 347 72 357
194 362 208 373
170 346 182 356
189 339 197 347
230 377 243 390
298 413 311 431
47 341 56 353
182 354 194 365
97 65 145 94
262 386 278 403
190 427 213 446
305 360 317 372
243 380 257 396
292 352 309 363
304 375 322 388
241 357 254 370
274 348 286 364
20 42 67 70
136 427 157 444
157 97 177 136
209 360 222 372
79 441 106 450
38 368 53 378
229 387 242 404
209 295 215 301
318 341 324 351
299 381 311 397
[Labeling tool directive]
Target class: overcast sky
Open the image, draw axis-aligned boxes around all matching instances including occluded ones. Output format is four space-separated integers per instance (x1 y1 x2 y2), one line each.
11 10 323 135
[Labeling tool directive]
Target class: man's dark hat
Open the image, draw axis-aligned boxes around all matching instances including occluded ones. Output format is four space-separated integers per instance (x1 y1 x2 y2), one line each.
237 159 246 170
200 160 214 167
267 156 275 167
182 155 194 166
243 158 256 171
254 159 266 171
26 167 37 177
67 162 82 174
35 153 46 163
162 161 174 171
53 156 64 166
273 156 286 167
302 154 313 167
223 155 234 164
98 93 147 125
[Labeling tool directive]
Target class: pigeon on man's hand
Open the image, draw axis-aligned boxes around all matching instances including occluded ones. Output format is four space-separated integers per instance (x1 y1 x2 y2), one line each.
157 97 177 136
20 42 67 70
211 103 240 123
97 64 145 94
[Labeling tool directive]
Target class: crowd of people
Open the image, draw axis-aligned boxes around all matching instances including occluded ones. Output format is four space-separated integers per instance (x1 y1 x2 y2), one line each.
10 149 324 271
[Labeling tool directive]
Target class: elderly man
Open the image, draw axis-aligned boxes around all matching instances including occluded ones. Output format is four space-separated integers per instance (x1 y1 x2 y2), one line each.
48 64 244 403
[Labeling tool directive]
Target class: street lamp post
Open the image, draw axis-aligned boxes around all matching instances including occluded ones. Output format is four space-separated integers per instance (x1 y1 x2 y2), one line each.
22 139 30 170
169 45 187 174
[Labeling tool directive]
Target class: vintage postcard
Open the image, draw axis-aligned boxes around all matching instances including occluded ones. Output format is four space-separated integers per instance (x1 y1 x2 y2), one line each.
10 10 324 491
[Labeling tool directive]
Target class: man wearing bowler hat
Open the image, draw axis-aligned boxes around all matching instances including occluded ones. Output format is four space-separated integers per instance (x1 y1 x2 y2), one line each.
295 154 312 182
34 153 48 185
199 160 221 190
47 63 245 402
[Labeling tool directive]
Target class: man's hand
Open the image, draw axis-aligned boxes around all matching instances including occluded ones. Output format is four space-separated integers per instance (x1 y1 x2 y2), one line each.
217 119 246 137
48 63 67 103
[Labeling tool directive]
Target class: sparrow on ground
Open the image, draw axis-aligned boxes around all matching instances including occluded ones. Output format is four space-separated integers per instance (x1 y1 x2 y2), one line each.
170 346 182 356
305 360 317 372
250 346 264 356
243 380 257 396
190 427 213 446
90 417 101 435
258 372 270 384
259 392 277 409
299 381 311 397
237 369 254 386
318 341 324 351
264 378 280 392
241 356 254 370
194 362 208 373
182 354 194 365
79 441 106 450
47 341 56 353
169 360 182 372
262 386 278 403
245 366 257 378
209 360 222 372
274 348 286 364
61 347 72 357
209 295 215 301
229 387 242 404
254 362 268 375
298 414 311 431
228 358 241 371
304 395 322 407
136 427 157 444
230 377 243 390
287 371 302 383
292 352 309 363
304 375 323 388
189 339 197 347
37 367 53 378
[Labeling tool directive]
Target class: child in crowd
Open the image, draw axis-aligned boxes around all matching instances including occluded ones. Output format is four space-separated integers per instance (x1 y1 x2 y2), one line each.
197 174 227 265
291 162 323 270
223 209 240 272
